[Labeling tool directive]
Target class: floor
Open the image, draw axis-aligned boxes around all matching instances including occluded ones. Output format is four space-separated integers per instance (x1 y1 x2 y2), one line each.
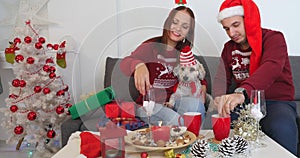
0 140 37 158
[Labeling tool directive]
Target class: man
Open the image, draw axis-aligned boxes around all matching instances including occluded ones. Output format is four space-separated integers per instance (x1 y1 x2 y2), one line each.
213 0 298 155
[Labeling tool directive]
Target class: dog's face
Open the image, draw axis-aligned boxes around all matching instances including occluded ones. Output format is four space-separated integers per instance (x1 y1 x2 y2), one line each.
173 61 206 82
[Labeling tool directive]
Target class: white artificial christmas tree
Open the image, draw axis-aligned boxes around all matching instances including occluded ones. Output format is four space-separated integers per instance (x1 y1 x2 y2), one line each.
0 20 72 153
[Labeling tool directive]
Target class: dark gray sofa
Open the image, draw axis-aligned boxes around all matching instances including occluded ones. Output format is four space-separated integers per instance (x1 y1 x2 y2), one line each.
61 56 300 155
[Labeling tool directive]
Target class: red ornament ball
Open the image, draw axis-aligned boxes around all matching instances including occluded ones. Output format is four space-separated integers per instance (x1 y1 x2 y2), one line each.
12 79 20 87
65 103 72 108
15 54 24 63
63 85 69 91
38 37 46 44
19 80 26 87
10 105 18 112
46 58 54 64
43 65 50 72
43 87 51 94
35 42 43 49
26 57 35 64
49 66 56 73
56 105 65 114
27 111 37 121
53 44 59 50
56 90 65 96
34 86 42 93
14 37 21 44
9 94 18 99
24 36 32 43
49 73 56 79
47 130 56 138
47 43 53 49
140 152 148 158
14 125 24 135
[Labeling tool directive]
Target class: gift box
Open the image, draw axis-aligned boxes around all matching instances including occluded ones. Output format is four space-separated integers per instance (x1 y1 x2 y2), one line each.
110 118 147 130
69 87 115 119
105 101 135 119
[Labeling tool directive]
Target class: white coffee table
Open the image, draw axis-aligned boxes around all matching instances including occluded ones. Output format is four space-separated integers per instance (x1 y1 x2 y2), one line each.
52 130 296 158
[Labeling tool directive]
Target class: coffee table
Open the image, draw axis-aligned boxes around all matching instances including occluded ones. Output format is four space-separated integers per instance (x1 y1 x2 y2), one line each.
52 130 297 158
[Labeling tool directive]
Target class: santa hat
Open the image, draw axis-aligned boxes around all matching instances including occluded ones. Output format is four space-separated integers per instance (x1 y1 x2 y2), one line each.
180 45 196 67
80 132 101 158
217 0 262 75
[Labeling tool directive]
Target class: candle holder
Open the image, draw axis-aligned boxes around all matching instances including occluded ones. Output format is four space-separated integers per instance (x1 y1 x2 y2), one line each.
99 121 127 158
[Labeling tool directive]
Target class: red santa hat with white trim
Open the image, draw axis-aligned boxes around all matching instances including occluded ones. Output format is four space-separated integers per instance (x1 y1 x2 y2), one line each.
217 0 262 75
180 45 197 67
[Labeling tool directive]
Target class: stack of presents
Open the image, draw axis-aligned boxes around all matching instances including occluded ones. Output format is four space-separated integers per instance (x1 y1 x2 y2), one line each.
68 87 147 131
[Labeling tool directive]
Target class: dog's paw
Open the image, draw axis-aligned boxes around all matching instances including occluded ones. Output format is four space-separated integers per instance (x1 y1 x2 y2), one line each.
164 102 174 108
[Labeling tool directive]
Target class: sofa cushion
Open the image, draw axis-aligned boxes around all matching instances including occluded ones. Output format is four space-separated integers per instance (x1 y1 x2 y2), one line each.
194 56 213 95
104 57 139 102
289 56 300 102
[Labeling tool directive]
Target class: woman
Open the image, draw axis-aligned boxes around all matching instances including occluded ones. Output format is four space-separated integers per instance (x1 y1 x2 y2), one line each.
120 6 207 125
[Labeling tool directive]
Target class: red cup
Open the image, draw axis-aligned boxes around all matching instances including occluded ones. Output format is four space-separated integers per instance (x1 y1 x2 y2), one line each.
212 114 231 141
178 112 201 136
151 126 171 143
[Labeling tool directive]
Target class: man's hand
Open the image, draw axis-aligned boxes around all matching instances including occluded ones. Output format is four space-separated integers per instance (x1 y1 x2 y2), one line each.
214 93 245 117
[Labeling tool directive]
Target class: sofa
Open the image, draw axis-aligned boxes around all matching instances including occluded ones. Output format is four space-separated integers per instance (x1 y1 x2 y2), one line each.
61 55 300 155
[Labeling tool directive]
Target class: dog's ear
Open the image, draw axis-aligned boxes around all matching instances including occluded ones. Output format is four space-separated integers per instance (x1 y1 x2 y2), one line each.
173 65 180 77
197 62 206 80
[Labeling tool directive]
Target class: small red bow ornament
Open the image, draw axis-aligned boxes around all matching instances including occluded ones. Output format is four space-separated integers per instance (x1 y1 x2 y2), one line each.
175 0 187 5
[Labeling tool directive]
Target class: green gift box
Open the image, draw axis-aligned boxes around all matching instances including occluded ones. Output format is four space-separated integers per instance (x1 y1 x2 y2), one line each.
69 86 115 119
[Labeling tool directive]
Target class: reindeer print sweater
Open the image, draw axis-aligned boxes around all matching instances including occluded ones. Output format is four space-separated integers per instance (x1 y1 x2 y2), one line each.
214 28 294 101
120 37 179 104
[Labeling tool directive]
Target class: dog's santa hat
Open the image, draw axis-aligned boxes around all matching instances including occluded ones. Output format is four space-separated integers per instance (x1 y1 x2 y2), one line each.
217 0 262 75
180 45 196 67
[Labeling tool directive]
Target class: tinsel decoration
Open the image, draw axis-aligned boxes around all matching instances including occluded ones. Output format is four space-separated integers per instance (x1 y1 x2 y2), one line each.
232 104 258 141
190 139 209 158
218 137 236 157
233 135 248 154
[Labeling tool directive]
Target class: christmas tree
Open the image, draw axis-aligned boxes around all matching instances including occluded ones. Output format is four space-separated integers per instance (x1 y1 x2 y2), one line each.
0 20 72 152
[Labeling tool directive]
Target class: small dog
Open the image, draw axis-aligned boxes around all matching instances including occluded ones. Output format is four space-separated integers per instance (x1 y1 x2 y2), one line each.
165 60 206 107
164 45 214 112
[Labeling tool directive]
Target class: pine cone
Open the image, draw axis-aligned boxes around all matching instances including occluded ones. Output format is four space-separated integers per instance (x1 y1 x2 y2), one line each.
190 139 209 158
234 135 248 154
218 137 236 157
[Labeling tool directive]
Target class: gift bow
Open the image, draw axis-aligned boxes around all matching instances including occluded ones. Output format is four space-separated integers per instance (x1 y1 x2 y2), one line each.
175 0 187 5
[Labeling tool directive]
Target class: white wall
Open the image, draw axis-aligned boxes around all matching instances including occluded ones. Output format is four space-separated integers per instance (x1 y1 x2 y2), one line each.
48 0 300 98
0 0 299 140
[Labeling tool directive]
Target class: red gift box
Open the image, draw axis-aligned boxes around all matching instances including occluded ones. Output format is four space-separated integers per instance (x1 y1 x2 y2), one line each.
105 101 135 118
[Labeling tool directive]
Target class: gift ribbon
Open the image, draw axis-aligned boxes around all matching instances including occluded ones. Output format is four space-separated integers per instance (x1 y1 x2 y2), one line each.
83 99 91 111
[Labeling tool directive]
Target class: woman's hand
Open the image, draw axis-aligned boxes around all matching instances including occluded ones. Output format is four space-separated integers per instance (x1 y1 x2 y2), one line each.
134 63 151 95
214 93 245 117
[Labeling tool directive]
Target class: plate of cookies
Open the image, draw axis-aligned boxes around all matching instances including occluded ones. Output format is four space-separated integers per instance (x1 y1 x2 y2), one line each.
125 126 197 151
